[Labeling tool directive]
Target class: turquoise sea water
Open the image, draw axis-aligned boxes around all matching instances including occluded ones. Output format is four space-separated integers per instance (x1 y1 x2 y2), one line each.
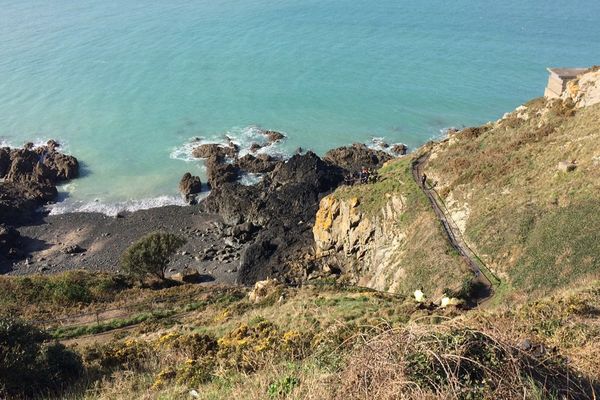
1 1 599 214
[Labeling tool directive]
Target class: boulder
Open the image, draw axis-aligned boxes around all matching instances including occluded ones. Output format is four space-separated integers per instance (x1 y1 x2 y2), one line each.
557 161 577 172
170 268 203 283
323 143 393 173
179 172 202 204
46 139 60 151
62 244 85 254
5 148 43 183
248 278 282 303
231 221 259 242
263 130 285 143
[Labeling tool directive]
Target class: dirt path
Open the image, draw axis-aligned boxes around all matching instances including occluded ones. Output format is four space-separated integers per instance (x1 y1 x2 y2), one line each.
411 153 495 304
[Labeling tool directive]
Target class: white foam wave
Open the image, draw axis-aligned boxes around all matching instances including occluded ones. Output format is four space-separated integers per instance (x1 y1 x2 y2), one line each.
367 137 409 156
439 126 460 137
238 172 264 186
170 125 290 163
46 194 196 217
0 137 71 154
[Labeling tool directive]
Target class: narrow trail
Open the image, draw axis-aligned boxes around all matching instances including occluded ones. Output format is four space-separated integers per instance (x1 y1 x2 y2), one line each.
411 153 496 305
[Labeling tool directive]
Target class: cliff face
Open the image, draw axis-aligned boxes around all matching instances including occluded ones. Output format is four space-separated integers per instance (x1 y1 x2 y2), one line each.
312 158 469 297
313 194 407 291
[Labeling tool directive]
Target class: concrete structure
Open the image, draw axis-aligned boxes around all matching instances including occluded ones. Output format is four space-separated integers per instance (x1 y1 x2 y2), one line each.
545 67 587 98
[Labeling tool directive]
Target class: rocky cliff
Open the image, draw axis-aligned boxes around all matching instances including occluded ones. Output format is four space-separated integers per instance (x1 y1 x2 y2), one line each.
312 158 469 297
313 193 407 291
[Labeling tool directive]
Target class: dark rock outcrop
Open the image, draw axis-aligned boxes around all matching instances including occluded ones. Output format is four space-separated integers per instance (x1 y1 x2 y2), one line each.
2 145 78 184
62 244 85 254
41 151 79 181
202 151 344 284
0 147 10 177
197 144 397 285
323 143 393 173
236 154 280 174
205 156 240 188
179 172 202 204
0 181 58 224
0 142 79 225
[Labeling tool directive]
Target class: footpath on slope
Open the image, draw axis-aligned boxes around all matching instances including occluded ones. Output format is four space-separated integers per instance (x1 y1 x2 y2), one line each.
411 153 499 305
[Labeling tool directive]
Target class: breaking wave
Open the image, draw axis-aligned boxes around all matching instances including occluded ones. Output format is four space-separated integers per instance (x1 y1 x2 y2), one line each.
170 125 290 162
46 194 194 217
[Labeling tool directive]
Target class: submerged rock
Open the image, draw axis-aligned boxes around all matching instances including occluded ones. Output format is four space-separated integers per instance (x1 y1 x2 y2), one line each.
192 143 238 159
249 143 263 153
263 130 285 143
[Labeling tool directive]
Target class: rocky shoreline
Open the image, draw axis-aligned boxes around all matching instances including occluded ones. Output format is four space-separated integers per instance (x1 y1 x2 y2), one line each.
1 137 406 286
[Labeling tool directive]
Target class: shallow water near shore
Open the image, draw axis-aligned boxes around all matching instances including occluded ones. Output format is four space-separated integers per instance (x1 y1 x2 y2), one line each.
1 0 599 213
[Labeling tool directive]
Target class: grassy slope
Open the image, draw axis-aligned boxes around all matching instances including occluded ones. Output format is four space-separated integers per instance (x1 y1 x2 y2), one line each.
426 100 600 301
331 158 471 297
1 273 596 399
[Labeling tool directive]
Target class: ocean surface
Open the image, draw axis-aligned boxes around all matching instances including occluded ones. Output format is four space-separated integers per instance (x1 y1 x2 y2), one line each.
1 0 599 214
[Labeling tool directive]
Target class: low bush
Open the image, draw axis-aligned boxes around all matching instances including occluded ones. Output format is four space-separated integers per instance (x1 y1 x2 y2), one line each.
0 271 132 310
0 317 83 399
336 323 597 400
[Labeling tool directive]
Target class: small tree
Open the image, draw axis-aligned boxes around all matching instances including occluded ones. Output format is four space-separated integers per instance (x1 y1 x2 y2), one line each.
121 232 186 281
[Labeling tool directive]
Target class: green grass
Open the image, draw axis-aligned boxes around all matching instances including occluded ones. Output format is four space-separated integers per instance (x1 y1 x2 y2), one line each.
427 100 600 300
511 201 600 294
333 158 426 217
51 310 177 339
